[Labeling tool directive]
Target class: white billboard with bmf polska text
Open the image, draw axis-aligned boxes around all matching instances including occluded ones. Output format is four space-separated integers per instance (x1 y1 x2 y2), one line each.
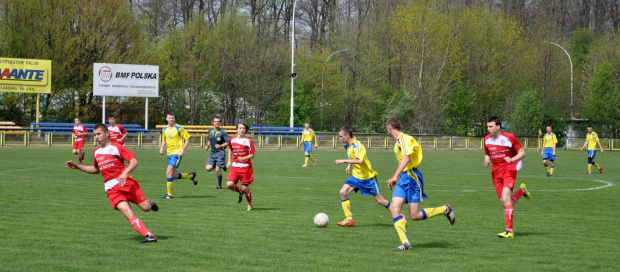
93 63 159 97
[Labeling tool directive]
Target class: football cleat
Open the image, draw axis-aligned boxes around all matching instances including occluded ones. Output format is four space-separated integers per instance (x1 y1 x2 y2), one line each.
247 205 254 211
497 231 514 238
599 166 603 173
392 242 412 251
546 172 551 177
588 171 592 175
191 172 198 186
337 219 355 227
80 153 85 161
313 159 317 166
215 185 222 190
150 201 159 212
302 164 309 167
162 194 173 199
140 234 158 243
520 183 531 200
444 204 455 225
238 193 243 203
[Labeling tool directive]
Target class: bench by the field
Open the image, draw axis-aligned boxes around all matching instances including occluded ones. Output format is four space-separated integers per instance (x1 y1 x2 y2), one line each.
254 126 305 135
30 122 147 133
0 121 24 132
155 125 236 135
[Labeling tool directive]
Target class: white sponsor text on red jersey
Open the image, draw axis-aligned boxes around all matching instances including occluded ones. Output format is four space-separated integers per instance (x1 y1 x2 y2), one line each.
484 132 522 170
93 142 135 183
229 136 256 166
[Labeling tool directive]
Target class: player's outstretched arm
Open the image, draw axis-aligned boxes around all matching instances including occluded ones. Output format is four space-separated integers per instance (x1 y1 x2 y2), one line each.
65 161 100 174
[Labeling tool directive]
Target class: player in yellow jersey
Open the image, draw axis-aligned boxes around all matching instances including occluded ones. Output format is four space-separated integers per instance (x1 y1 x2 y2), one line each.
580 125 604 174
299 122 318 167
159 112 197 199
385 116 455 250
541 125 558 177
334 126 391 227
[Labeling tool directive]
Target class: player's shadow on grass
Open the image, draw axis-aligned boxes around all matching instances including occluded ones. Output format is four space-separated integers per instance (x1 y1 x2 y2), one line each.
414 241 453 248
175 195 213 199
130 235 172 242
247 207 279 211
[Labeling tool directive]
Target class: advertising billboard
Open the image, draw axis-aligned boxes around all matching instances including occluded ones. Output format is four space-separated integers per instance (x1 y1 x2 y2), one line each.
93 63 159 97
0 58 52 94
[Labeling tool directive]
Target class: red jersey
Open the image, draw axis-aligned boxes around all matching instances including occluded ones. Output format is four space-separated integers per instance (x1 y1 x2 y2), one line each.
484 132 522 171
229 136 256 167
73 124 88 142
107 124 127 145
93 142 136 191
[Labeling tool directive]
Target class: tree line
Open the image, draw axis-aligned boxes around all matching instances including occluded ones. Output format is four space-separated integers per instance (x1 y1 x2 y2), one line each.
0 0 618 137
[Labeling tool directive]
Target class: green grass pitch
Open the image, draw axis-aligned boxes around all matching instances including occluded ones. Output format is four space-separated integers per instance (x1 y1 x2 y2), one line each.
0 147 618 271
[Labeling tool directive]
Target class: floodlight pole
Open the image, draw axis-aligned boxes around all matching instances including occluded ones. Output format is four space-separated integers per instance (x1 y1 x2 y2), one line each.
549 42 574 118
289 0 297 128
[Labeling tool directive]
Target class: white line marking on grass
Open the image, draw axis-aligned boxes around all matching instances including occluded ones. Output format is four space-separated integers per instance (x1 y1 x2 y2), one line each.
537 179 614 192
0 166 56 176
434 179 614 192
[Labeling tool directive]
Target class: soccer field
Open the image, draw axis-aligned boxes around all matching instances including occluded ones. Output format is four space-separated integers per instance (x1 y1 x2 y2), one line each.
0 148 618 271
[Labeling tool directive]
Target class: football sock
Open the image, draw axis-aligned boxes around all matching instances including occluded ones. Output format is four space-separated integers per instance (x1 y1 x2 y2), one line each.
128 216 152 237
304 156 309 165
217 174 222 186
511 188 525 204
232 185 241 193
166 178 174 195
177 173 191 179
420 205 448 220
78 152 83 163
588 164 592 172
550 165 554 175
309 155 315 162
245 189 252 205
504 204 514 232
393 215 409 244
341 198 352 220
544 163 549 172
593 162 600 168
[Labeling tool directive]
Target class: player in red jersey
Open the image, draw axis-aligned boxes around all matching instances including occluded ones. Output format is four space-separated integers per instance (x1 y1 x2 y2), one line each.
483 116 531 239
72 118 88 165
107 115 127 146
65 124 159 243
226 121 256 211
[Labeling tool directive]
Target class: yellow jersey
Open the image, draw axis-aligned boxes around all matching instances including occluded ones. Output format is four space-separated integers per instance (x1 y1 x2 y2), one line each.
586 132 600 150
162 124 190 155
301 129 316 142
543 133 558 148
345 139 378 180
393 132 422 171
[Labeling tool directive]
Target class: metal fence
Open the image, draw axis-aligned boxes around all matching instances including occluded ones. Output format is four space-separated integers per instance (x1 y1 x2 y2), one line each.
1 131 616 151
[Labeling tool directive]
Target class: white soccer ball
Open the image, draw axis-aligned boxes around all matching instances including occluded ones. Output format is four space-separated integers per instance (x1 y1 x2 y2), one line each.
314 213 329 227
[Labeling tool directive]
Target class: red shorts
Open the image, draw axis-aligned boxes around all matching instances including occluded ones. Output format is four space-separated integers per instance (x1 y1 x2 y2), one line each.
73 140 85 150
491 169 516 198
105 178 147 209
227 166 254 186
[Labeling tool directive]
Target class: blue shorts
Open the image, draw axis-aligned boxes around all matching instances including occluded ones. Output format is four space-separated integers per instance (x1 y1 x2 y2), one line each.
304 142 313 153
167 154 183 168
587 150 597 160
392 169 427 204
542 147 556 161
344 176 381 196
